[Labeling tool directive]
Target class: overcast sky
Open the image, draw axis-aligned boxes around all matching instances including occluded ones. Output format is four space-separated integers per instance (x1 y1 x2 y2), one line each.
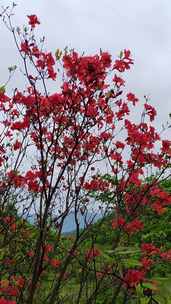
1 0 171 130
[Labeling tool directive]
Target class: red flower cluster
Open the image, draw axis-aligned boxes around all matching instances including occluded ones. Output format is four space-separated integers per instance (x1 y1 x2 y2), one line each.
13 140 22 151
50 258 61 268
141 243 160 256
112 217 125 229
63 51 111 88
112 217 144 235
0 299 16 304
141 257 153 270
124 269 145 288
113 49 133 72
84 178 110 192
2 216 16 232
162 140 171 154
113 74 125 88
0 285 18 297
160 249 171 262
20 30 56 80
144 103 157 121
125 219 144 235
150 186 171 215
85 248 101 261
127 92 138 106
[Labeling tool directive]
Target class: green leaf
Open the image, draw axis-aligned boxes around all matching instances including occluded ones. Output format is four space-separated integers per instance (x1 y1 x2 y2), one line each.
119 50 123 59
0 85 5 94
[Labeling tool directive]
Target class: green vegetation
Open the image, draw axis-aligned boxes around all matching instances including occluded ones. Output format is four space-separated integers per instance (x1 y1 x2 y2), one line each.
1 180 171 303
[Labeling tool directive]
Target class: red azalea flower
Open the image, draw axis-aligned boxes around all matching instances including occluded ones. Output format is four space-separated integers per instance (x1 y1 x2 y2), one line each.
127 92 139 105
27 15 40 28
20 41 30 54
50 258 61 268
141 257 153 270
144 103 157 121
13 140 22 151
125 219 144 235
85 248 101 261
113 75 125 88
124 269 145 288
112 217 125 229
160 249 171 262
141 243 160 256
151 201 167 215
0 299 16 304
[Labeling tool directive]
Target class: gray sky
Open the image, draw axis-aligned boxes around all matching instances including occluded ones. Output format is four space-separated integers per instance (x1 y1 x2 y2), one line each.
1 0 171 129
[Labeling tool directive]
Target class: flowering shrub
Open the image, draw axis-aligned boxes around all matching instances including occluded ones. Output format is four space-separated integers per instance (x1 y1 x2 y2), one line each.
0 5 170 303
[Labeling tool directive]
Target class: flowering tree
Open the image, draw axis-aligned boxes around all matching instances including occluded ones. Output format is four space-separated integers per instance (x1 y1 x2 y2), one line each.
0 5 171 304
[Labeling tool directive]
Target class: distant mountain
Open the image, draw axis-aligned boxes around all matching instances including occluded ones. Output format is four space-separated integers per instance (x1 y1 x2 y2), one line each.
62 212 101 233
26 212 101 233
